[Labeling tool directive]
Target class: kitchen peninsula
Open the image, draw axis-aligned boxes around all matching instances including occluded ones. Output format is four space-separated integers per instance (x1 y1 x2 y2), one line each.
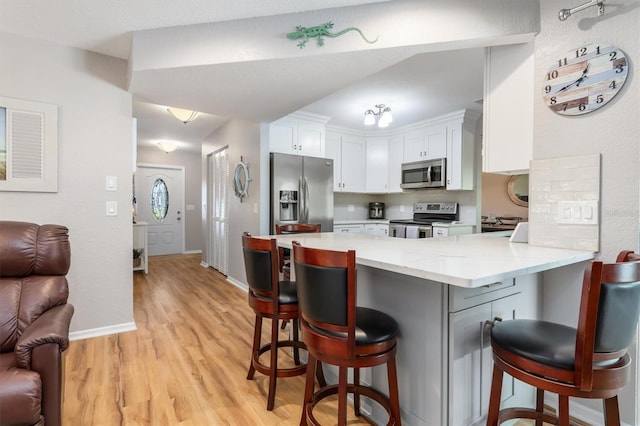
267 232 595 426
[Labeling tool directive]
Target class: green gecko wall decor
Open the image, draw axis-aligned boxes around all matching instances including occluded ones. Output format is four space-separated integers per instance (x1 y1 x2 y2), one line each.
287 21 378 49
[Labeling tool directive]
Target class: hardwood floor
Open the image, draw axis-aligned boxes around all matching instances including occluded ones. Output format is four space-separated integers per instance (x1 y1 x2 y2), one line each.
63 254 373 425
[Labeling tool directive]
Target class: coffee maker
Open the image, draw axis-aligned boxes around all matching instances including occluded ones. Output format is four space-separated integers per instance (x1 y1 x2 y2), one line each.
369 202 385 219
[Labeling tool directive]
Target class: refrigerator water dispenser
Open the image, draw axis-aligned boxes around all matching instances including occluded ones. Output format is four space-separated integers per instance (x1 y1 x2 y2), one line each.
279 190 298 221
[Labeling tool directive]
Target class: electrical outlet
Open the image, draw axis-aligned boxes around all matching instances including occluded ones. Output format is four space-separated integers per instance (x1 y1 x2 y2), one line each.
348 204 355 212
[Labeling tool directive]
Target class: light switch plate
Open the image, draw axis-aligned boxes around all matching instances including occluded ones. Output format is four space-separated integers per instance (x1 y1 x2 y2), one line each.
106 201 118 216
557 201 598 225
106 176 117 191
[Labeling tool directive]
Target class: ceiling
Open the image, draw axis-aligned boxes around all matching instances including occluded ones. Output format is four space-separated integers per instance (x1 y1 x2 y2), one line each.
0 0 484 153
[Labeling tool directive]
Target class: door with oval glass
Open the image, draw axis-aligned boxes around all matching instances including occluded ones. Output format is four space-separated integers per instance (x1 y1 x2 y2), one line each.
135 165 184 256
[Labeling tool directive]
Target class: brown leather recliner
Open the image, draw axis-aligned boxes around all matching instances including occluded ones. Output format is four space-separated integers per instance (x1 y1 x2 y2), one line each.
0 221 74 426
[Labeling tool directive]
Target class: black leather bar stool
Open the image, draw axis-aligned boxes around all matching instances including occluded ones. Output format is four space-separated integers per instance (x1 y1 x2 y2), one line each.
292 242 402 426
242 232 308 411
486 252 640 426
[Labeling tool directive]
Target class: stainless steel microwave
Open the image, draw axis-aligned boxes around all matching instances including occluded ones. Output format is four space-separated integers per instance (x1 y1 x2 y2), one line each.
400 158 446 189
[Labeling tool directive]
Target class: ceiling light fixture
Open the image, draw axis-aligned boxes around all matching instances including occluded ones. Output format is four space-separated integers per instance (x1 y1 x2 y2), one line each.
156 141 178 153
167 107 199 124
364 104 393 128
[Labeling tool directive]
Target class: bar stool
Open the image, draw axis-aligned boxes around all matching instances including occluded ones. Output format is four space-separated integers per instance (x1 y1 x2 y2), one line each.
275 223 321 280
241 232 308 411
486 253 640 426
292 242 402 426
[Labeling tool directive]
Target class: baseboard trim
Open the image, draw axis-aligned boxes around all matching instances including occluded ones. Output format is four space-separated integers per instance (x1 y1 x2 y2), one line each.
544 395 634 426
69 322 137 341
183 250 202 255
226 276 248 293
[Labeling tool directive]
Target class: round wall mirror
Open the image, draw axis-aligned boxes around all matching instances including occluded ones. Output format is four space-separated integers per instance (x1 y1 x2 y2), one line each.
507 174 529 207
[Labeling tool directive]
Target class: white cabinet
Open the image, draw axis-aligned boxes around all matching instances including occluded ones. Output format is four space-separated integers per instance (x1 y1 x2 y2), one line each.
365 137 389 193
270 116 326 158
325 131 366 192
432 224 474 238
388 135 404 193
364 223 389 237
445 111 481 190
483 41 534 174
333 224 364 233
403 124 447 163
133 222 148 274
448 275 539 426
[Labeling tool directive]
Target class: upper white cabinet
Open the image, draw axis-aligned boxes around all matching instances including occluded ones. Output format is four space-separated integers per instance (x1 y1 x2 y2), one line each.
446 110 481 190
403 124 447 163
325 131 366 193
365 137 389 193
388 135 404 193
483 41 534 174
269 113 328 158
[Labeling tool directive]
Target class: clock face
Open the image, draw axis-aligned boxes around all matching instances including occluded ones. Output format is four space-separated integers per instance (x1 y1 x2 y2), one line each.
543 43 628 116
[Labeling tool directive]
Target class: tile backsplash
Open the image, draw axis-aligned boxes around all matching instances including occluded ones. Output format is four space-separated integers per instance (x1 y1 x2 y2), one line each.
528 154 600 251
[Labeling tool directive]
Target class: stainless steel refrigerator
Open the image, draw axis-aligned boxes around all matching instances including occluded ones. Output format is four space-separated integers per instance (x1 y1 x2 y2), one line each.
270 153 334 233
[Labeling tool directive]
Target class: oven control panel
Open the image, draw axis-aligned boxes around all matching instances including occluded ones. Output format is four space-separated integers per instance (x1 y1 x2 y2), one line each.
413 202 457 214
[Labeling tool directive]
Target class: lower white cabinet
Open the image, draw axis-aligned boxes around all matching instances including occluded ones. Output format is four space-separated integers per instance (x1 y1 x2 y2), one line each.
448 276 538 426
364 223 389 236
432 224 474 238
333 224 364 233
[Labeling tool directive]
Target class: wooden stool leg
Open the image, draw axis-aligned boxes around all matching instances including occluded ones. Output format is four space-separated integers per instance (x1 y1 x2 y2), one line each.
292 318 301 365
315 360 326 387
535 388 544 426
301 353 317 426
338 366 348 426
247 315 261 380
353 368 361 416
387 355 402 426
266 317 279 410
558 395 569 426
603 396 621 426
486 364 504 426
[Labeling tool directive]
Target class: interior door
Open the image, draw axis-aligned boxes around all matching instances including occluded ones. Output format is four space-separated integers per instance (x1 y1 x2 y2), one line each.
135 165 184 256
207 147 228 274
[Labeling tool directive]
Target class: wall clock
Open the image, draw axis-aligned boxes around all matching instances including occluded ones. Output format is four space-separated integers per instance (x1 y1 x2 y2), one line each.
543 43 628 115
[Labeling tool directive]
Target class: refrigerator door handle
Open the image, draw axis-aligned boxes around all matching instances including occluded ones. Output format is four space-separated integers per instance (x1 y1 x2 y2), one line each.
303 177 310 223
298 176 305 223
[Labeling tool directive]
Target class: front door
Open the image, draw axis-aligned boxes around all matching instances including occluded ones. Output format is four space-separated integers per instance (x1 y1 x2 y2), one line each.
135 165 184 256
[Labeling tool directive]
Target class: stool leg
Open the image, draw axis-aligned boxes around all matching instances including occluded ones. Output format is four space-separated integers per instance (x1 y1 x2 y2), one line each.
266 317 279 410
387 356 401 426
353 368 360 416
338 366 348 426
603 396 621 426
301 353 317 426
292 318 301 365
247 315 261 380
315 360 326 387
558 395 569 426
535 388 544 426
486 364 504 426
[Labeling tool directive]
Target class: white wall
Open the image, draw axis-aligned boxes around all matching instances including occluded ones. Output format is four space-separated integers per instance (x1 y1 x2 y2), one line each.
201 119 261 285
136 146 203 252
0 31 135 334
534 1 639 423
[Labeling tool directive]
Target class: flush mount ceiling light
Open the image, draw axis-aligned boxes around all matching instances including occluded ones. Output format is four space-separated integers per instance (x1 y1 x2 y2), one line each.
364 104 393 128
166 107 199 124
559 0 605 21
156 141 178 153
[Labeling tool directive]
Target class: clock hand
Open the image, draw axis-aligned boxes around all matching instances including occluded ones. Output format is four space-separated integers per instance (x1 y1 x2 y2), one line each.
557 63 591 92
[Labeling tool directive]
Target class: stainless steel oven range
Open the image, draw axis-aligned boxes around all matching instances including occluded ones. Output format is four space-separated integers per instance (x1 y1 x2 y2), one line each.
389 202 458 238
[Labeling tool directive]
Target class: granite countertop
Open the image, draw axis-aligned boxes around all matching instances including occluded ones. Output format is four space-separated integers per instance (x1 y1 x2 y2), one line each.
266 232 594 288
